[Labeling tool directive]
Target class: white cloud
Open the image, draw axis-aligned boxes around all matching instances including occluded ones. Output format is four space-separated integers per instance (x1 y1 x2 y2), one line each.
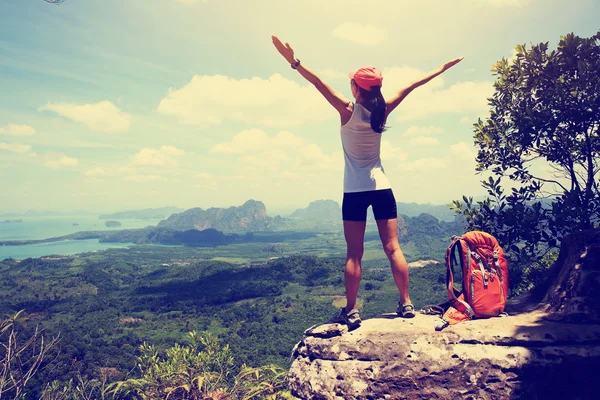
398 157 447 171
382 66 445 93
409 136 440 146
0 124 36 136
194 172 212 179
211 129 342 174
174 0 206 4
280 171 298 179
125 175 167 182
461 0 522 6
332 22 388 46
0 142 32 153
157 74 332 127
44 154 78 168
131 145 185 168
136 190 163 196
402 126 445 137
380 140 407 162
450 141 477 160
85 167 108 177
157 67 493 128
390 144 486 205
459 116 473 125
482 0 521 7
69 140 115 149
381 67 494 121
39 101 131 133
83 177 104 184
395 141 477 173
317 69 346 80
211 129 303 154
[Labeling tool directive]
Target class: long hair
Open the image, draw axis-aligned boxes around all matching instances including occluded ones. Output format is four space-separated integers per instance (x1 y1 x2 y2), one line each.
357 84 386 133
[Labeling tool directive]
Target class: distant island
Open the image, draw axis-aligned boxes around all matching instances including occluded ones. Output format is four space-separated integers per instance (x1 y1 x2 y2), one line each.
0 219 22 223
99 206 184 220
104 220 122 227
0 199 462 251
158 200 282 233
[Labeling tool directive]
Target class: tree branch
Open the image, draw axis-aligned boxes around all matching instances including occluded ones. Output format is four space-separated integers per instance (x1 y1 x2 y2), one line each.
527 174 569 192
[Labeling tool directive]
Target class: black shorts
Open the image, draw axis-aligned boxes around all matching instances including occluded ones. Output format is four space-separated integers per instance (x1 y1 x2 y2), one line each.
342 189 397 221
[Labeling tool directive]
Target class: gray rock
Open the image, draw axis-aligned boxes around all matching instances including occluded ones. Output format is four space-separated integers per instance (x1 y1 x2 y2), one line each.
290 312 600 399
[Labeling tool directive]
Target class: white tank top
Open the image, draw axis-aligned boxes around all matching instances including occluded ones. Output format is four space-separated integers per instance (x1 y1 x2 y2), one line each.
340 103 391 193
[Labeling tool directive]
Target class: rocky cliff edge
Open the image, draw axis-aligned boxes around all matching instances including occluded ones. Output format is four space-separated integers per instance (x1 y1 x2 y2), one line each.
289 229 600 399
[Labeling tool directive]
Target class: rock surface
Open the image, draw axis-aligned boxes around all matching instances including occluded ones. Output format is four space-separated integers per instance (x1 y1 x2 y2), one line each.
290 312 600 399
289 229 600 399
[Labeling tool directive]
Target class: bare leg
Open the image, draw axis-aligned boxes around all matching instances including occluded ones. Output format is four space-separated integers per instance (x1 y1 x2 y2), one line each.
376 218 411 304
343 220 367 311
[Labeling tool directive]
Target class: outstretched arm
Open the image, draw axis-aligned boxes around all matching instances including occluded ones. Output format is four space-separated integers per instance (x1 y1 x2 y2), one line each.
272 35 351 116
386 57 463 116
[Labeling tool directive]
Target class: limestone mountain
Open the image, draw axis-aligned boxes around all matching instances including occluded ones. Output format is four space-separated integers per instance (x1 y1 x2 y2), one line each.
396 202 455 222
290 200 341 221
157 200 277 233
290 199 456 223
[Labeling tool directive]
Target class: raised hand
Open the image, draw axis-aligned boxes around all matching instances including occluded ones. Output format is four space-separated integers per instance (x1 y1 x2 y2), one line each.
442 57 464 71
272 35 295 64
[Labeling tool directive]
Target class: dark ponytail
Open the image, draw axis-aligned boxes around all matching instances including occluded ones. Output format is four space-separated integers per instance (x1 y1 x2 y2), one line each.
358 85 386 133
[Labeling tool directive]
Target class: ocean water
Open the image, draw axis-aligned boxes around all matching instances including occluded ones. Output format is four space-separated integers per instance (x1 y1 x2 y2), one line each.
0 215 163 241
0 239 132 260
0 215 164 260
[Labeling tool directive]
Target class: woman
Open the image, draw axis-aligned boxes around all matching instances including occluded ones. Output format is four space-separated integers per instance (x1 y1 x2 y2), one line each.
272 35 462 329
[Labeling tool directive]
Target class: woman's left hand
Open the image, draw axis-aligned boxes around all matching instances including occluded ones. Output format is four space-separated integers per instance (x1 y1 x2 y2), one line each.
442 57 464 71
272 35 296 64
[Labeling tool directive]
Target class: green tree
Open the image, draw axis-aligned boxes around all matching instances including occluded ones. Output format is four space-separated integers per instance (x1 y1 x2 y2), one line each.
453 32 600 264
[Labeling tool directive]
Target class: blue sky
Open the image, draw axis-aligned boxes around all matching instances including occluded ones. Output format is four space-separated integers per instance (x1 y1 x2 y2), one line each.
1 0 598 214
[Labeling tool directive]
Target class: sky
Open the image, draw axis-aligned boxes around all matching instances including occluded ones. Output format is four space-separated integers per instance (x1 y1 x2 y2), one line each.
0 0 598 215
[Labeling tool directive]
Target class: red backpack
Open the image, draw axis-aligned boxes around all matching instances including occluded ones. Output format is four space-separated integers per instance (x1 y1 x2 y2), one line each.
436 231 509 330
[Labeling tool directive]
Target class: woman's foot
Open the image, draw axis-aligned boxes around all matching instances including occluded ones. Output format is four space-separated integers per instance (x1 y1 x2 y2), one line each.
397 302 415 318
332 308 362 329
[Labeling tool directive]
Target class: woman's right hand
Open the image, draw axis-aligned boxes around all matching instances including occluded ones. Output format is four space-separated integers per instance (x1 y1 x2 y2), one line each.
442 57 464 71
272 35 296 64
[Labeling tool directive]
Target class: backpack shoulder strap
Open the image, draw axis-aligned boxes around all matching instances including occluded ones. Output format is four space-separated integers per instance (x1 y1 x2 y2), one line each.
445 235 475 318
445 235 463 302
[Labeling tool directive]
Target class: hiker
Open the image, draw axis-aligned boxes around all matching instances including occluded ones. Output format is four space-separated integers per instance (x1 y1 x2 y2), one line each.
272 35 462 328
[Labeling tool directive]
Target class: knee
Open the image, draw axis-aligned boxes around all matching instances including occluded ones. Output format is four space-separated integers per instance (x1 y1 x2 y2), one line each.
347 246 364 261
383 244 400 258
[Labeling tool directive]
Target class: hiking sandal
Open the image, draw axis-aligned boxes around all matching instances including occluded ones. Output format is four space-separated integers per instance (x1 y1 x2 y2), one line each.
332 308 362 329
397 302 415 318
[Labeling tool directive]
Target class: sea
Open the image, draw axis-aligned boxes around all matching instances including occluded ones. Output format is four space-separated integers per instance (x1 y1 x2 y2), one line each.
0 215 164 260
